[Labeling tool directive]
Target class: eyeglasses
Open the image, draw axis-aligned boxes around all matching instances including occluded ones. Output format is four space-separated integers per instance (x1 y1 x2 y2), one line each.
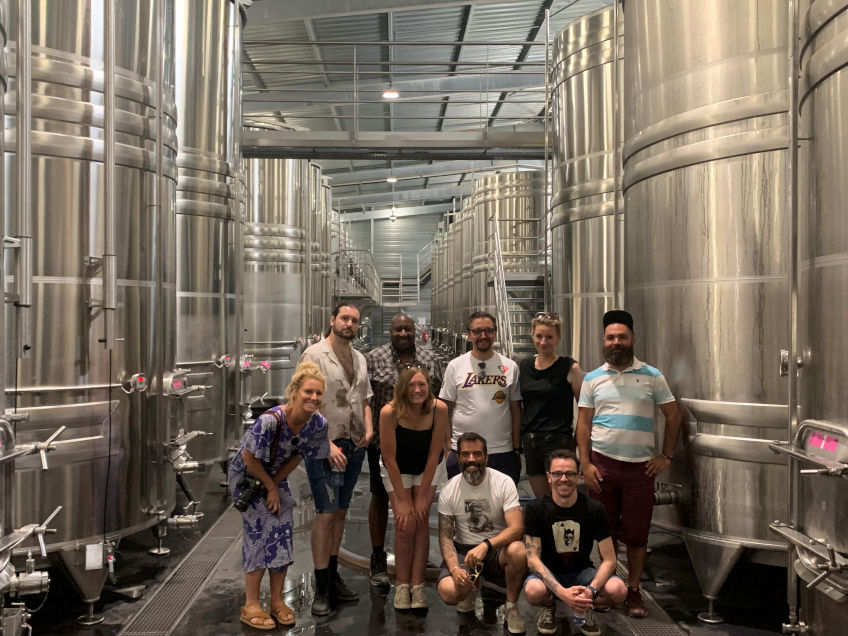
548 471 579 481
535 312 560 321
477 361 486 382
470 327 495 336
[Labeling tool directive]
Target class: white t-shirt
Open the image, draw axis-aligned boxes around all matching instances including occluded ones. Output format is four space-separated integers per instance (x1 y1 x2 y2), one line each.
437 468 520 545
439 352 522 453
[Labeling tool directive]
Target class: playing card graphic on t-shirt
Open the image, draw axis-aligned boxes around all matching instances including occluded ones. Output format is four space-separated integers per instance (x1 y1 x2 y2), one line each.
552 520 580 553
464 498 495 534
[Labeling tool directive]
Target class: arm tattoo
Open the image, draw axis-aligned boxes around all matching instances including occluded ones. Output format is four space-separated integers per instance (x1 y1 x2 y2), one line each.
438 513 458 562
525 535 561 595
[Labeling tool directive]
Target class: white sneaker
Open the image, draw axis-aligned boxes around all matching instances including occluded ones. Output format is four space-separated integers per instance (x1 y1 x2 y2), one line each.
456 588 477 613
504 604 526 634
410 583 428 609
394 583 411 610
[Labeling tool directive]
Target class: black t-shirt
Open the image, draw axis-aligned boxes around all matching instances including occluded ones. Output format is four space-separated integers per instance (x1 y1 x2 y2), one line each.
524 493 610 576
518 356 577 435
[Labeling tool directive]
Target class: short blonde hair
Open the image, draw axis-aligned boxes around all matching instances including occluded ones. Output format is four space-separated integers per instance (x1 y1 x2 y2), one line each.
285 360 326 403
531 314 561 337
390 366 433 420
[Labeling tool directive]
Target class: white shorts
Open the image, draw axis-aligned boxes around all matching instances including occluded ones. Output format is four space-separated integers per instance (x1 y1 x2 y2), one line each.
380 458 447 493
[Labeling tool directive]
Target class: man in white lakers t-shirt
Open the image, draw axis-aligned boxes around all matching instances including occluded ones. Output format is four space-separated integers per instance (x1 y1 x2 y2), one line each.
439 312 523 483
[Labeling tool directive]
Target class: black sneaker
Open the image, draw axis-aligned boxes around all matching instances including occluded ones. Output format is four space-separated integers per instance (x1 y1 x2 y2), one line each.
331 573 359 602
311 592 331 616
370 551 390 587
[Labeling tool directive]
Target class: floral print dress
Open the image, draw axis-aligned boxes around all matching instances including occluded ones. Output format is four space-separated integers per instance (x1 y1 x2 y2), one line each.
228 406 329 573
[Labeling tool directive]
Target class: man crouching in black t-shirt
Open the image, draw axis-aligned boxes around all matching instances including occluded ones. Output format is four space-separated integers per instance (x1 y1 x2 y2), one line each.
523 450 627 635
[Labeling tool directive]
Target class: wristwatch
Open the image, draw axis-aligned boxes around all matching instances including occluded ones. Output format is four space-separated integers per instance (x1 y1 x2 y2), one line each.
587 585 599 599
513 446 524 455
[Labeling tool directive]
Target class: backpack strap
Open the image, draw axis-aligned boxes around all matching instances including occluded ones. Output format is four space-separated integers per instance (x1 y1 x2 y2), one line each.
266 406 285 466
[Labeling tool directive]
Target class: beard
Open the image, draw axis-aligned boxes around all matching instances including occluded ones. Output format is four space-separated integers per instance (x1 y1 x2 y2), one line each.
604 344 634 367
332 324 355 340
461 461 486 485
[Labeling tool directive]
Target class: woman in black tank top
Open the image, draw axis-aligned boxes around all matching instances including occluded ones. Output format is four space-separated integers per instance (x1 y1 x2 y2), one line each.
380 366 449 611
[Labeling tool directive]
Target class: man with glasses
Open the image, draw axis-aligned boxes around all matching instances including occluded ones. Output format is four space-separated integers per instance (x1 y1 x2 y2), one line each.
365 312 442 588
437 433 528 634
301 302 374 616
576 310 682 618
523 450 627 635
439 312 523 483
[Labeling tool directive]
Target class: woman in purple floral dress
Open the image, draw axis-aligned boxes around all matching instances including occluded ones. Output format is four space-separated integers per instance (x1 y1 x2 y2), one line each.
229 361 330 629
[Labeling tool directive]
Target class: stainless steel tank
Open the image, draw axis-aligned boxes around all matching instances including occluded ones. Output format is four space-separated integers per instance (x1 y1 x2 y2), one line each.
4 0 178 587
550 6 622 370
321 181 333 328
308 162 323 335
243 158 309 403
460 203 474 330
173 0 243 495
781 2 848 633
622 0 789 612
470 170 545 359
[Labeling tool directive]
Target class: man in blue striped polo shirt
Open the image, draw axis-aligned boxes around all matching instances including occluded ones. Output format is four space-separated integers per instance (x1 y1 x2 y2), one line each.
576 310 681 618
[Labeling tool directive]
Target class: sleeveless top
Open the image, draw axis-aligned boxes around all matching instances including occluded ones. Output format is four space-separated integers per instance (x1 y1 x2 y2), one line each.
518 355 578 435
395 408 436 475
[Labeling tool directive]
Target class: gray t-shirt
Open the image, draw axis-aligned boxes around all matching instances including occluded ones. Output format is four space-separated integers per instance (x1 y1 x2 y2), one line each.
437 468 520 545
439 352 522 453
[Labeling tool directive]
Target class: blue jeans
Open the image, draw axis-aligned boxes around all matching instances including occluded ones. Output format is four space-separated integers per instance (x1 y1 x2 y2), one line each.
304 438 366 513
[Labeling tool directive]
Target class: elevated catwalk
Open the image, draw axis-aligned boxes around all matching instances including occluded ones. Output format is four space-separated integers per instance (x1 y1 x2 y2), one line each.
30 469 786 635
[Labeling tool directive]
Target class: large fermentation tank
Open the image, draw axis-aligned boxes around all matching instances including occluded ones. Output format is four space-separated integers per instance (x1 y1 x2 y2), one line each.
470 170 544 358
243 158 309 403
4 0 177 566
459 203 474 331
550 6 621 369
622 0 789 609
173 0 243 488
788 2 848 633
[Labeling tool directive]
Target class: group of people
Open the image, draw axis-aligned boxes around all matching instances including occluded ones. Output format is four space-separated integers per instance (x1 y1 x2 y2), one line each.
228 302 681 635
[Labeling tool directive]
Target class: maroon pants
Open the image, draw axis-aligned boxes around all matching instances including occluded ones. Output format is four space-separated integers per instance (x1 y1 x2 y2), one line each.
588 451 654 548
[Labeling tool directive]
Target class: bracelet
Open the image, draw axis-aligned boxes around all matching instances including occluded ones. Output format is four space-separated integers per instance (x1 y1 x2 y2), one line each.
660 452 673 461
450 565 460 575
483 538 493 551
513 446 523 455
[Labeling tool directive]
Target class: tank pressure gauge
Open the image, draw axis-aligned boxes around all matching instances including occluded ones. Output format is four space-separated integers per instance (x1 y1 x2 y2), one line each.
239 354 254 372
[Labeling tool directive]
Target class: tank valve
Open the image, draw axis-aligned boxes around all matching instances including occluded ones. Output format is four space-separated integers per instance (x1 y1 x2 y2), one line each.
213 354 234 369
121 372 148 394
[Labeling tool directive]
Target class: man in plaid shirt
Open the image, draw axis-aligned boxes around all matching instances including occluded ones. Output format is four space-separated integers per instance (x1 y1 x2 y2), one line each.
365 312 443 587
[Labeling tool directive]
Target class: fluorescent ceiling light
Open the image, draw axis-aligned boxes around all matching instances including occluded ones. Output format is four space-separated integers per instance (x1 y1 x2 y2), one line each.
386 176 398 183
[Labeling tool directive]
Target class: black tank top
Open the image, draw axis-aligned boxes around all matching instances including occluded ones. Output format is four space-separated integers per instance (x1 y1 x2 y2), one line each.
395 409 435 475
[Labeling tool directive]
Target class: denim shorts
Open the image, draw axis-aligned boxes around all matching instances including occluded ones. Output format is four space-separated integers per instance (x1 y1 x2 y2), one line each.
304 438 366 514
526 566 621 589
523 430 575 476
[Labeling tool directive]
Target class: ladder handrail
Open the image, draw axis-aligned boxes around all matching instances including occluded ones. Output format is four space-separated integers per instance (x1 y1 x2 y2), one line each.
489 214 514 360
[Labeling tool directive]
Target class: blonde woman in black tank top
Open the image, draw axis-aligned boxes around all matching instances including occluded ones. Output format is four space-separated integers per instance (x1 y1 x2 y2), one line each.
380 366 449 611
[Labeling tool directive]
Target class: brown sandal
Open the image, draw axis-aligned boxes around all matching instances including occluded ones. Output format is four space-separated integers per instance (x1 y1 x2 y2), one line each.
240 606 275 631
270 603 296 626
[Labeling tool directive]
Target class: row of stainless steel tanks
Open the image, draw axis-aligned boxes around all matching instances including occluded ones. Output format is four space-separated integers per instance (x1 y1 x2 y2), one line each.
433 1 847 633
0 0 340 624
430 169 546 362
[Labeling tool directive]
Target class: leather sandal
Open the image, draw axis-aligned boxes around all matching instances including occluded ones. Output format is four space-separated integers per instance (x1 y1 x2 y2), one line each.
240 606 275 631
270 603 296 626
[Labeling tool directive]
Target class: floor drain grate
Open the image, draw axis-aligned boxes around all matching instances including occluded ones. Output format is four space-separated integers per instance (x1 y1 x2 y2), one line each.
119 508 242 636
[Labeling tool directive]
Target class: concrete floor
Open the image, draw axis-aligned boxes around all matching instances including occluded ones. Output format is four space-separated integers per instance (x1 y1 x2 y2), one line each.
26 465 787 636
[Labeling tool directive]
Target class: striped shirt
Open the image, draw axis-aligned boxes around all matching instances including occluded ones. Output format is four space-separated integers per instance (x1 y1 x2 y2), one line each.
578 357 675 462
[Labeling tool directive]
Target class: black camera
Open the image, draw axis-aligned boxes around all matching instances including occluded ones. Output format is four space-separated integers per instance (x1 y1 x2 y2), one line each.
234 472 267 512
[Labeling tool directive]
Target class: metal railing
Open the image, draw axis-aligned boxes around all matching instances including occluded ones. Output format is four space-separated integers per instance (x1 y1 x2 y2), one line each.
380 253 420 306
489 216 514 360
335 248 381 304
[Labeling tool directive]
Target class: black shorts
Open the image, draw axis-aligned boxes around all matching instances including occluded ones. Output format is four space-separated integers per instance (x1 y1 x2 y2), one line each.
367 443 387 497
438 542 506 588
523 430 575 476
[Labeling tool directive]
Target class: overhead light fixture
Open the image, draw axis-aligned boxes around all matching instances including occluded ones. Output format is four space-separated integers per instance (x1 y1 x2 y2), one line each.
389 205 397 222
382 87 399 99
386 175 397 183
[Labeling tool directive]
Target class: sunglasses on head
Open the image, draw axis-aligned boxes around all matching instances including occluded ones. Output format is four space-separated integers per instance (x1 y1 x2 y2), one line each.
535 311 560 321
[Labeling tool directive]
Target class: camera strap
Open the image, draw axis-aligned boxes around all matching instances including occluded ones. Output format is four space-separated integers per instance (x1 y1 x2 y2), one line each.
266 406 285 467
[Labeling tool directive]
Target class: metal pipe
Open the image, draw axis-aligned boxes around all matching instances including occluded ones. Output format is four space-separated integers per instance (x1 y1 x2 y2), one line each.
613 0 623 307
543 8 550 312
786 0 801 627
15 0 32 358
243 60 546 67
103 0 116 350
244 39 546 47
353 48 358 135
155 0 167 506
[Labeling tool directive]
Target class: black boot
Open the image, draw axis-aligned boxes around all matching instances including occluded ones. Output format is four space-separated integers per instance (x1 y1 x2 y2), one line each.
329 555 359 602
312 568 331 616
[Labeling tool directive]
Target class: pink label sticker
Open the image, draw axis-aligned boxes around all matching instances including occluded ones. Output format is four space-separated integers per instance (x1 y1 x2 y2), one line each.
809 432 826 449
823 436 839 452
173 380 183 390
